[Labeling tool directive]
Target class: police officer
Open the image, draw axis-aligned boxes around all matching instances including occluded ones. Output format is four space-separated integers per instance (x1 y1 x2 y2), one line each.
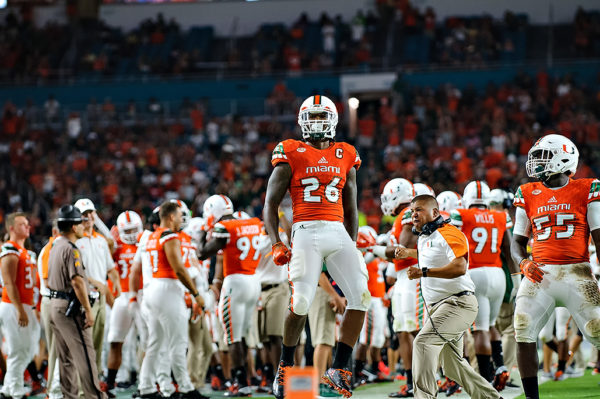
47 205 107 399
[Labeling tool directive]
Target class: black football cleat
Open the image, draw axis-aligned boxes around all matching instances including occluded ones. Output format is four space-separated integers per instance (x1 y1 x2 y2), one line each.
273 361 292 399
322 368 353 398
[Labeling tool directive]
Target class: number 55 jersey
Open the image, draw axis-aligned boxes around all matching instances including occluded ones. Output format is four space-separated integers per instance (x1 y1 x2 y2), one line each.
271 139 361 224
514 178 600 264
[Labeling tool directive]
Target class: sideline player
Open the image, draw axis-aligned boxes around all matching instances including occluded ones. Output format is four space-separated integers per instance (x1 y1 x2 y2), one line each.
105 211 143 392
511 134 600 399
451 181 517 390
0 213 37 399
197 194 263 397
264 95 370 398
369 178 420 397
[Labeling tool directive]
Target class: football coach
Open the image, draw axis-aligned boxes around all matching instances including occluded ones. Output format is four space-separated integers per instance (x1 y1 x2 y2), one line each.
395 195 501 399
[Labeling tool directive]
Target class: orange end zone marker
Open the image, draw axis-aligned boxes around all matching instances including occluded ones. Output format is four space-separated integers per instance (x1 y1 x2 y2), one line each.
285 366 319 399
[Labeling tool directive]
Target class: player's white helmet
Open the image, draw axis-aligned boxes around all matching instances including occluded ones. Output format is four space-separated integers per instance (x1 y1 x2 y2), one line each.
526 134 579 180
184 217 205 243
298 95 338 141
463 181 490 208
488 189 505 207
170 199 191 230
233 211 251 220
380 178 415 216
203 195 234 222
116 210 143 245
413 183 435 197
436 191 463 212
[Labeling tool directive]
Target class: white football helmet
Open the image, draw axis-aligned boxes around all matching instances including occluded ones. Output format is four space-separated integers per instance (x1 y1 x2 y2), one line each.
116 210 143 245
170 199 191 230
488 189 505 207
380 178 415 216
298 95 338 141
436 191 463 212
463 181 490 208
526 134 579 180
184 217 205 244
413 183 435 197
233 211 251 220
203 195 234 222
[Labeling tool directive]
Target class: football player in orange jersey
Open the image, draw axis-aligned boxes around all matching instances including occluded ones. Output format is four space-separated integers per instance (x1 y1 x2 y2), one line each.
355 226 389 386
264 95 369 398
105 211 143 393
197 195 263 397
0 213 38 399
511 134 600 399
450 181 517 391
368 178 420 398
137 201 204 399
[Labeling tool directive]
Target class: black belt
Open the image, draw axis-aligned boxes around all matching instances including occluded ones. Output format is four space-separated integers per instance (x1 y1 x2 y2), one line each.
261 283 280 292
49 289 74 300
454 291 474 298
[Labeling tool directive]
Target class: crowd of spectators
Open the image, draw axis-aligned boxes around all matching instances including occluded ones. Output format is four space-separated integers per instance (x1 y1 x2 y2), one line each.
0 3 598 83
2 70 600 249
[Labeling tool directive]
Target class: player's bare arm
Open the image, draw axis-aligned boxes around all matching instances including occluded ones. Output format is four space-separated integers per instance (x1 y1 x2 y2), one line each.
511 234 530 267
164 238 199 298
129 259 142 294
264 163 292 245
591 228 600 260
342 166 358 241
1 254 27 326
501 229 519 275
196 231 227 260
107 267 121 297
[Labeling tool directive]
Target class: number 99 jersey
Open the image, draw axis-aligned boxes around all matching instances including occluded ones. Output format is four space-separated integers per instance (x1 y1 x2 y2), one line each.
211 217 264 277
514 178 600 264
271 139 361 224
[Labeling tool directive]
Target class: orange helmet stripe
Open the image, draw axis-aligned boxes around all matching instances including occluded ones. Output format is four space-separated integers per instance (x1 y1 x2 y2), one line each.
125 211 131 222
476 181 482 199
314 95 321 105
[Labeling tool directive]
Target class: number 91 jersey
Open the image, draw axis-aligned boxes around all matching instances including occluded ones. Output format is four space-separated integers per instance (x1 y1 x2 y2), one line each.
212 217 264 277
271 139 361 224
514 178 600 264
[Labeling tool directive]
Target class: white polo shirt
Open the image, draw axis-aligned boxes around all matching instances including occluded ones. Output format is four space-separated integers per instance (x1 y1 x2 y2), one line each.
133 229 153 289
76 231 114 284
417 223 475 304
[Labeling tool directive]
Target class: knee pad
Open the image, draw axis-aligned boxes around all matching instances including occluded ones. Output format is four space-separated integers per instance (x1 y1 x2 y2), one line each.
290 292 310 316
347 290 371 312
584 318 600 340
514 312 536 343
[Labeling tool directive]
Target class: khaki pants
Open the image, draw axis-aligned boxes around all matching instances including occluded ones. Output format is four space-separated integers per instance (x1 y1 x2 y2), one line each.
49 298 106 399
308 287 336 347
92 294 106 371
413 294 500 399
42 297 63 398
187 316 213 389
495 302 517 373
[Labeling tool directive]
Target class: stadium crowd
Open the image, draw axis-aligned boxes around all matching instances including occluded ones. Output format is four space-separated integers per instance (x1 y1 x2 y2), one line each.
0 2 598 82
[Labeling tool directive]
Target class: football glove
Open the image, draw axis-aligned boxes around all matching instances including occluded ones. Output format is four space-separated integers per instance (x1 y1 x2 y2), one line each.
520 259 545 283
272 241 291 266
356 231 376 249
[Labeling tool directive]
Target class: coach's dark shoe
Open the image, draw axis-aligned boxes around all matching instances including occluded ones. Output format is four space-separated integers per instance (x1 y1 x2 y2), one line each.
388 384 413 397
138 391 163 398
493 366 509 391
322 368 353 398
273 361 292 399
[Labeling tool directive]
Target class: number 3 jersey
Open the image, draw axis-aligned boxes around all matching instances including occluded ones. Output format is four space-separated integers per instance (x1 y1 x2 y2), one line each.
514 178 600 264
450 208 510 269
112 243 137 293
212 217 264 277
0 240 36 306
271 139 361 224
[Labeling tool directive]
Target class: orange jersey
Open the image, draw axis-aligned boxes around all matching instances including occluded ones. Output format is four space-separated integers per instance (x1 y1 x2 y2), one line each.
146 227 180 279
366 258 386 298
389 207 417 271
450 208 509 269
113 243 137 293
271 139 361 224
212 217 263 277
514 178 600 264
40 236 56 280
179 231 197 269
1 240 36 306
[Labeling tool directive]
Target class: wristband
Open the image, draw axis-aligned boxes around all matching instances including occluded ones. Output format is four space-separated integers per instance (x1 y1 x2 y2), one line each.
191 291 199 298
421 267 428 277
371 245 387 259
212 278 222 284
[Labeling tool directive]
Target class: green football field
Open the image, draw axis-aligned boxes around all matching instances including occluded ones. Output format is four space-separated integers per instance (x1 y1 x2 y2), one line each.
28 370 600 398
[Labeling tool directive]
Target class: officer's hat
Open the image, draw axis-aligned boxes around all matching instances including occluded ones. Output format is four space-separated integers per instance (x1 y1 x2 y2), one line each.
57 205 83 223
